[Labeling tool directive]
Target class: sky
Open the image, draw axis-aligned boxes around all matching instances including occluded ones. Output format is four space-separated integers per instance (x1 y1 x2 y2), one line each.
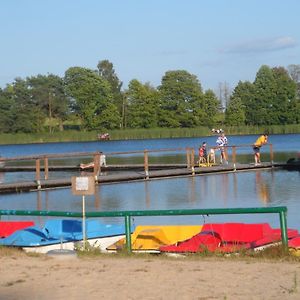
0 0 299 93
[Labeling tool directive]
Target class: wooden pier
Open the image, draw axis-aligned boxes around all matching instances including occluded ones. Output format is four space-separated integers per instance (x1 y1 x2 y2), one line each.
0 144 288 194
0 162 285 194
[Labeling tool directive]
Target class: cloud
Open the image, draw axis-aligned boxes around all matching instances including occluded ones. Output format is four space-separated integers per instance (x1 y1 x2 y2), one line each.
221 36 297 54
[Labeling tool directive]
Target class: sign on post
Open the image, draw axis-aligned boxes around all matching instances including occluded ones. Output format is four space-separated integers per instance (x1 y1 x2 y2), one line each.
71 176 95 248
71 176 95 195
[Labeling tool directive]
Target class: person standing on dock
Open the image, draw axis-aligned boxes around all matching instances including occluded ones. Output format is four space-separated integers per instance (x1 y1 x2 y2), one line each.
198 142 207 164
253 133 268 166
216 132 228 164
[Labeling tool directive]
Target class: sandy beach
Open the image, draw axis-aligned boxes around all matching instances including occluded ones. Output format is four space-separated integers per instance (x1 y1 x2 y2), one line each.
1 250 300 300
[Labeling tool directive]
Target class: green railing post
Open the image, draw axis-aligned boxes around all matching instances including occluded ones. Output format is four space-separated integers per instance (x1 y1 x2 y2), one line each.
279 210 288 249
125 214 132 253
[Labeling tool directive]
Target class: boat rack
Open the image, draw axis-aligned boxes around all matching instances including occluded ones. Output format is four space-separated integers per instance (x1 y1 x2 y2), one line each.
0 206 289 253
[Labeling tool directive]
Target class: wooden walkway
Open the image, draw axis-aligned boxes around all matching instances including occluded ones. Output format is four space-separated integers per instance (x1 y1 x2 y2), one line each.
0 162 286 194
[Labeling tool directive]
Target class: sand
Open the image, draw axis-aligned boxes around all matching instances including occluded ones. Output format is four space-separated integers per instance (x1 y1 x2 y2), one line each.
1 252 300 300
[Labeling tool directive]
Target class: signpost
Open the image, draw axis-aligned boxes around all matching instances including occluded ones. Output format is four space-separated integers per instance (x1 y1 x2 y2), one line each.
71 176 95 247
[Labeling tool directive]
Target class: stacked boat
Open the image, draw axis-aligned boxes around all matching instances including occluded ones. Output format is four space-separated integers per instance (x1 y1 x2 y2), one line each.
1 220 300 255
107 222 300 254
0 219 128 253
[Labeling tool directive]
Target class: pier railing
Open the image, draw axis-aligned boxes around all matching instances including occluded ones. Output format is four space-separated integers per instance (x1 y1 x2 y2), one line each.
0 206 288 252
0 143 274 183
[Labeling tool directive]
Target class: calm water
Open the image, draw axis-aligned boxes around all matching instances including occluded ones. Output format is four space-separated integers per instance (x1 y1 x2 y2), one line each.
0 134 299 230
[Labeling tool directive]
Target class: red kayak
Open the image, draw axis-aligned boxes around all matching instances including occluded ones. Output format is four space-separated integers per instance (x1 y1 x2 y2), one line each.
159 223 299 253
0 221 35 238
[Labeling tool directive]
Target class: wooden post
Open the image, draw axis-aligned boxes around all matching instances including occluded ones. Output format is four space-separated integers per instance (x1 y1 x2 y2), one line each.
232 146 236 171
44 157 49 180
144 150 149 179
191 148 195 175
186 148 190 168
93 153 101 180
269 144 274 165
35 159 41 189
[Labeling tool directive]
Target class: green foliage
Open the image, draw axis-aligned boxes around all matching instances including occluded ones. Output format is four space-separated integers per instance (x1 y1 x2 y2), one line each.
126 79 159 128
158 70 207 127
225 96 246 125
64 67 121 130
97 59 124 119
0 60 300 135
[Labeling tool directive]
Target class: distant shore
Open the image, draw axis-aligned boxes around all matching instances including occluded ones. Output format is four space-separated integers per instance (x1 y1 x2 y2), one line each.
0 125 300 145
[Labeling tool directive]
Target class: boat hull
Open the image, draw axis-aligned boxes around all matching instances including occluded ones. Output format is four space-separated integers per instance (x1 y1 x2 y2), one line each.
107 225 203 252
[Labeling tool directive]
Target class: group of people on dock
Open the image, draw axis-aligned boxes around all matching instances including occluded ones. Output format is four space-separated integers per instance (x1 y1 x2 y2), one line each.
198 130 268 166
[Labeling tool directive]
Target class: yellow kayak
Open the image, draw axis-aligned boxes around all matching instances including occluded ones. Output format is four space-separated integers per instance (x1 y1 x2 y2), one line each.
106 225 202 252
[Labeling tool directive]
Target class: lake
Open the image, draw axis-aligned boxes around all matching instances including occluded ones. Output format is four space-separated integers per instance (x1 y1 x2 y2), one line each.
0 133 299 231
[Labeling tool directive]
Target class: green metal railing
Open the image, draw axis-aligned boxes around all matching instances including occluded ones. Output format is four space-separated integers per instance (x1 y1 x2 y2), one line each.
0 206 288 252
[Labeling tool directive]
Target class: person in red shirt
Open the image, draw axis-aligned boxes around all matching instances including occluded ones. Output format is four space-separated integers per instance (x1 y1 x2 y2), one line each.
198 142 207 164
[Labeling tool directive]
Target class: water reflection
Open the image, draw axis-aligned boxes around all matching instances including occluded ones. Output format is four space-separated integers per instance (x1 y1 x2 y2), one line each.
255 171 270 204
1 169 299 229
0 172 4 183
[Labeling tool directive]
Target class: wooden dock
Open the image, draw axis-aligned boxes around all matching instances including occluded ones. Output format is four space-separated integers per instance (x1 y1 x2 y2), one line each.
0 162 286 194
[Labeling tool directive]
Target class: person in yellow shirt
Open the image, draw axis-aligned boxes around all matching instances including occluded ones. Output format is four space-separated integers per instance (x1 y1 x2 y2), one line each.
253 133 268 165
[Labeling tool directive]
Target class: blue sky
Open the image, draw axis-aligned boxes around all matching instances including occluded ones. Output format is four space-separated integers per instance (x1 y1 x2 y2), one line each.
0 0 299 92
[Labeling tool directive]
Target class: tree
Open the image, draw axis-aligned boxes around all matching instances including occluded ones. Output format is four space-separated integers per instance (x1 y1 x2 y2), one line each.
158 70 205 127
287 64 300 98
0 87 15 133
64 67 120 130
126 79 159 128
27 74 69 132
97 59 124 126
225 96 246 125
251 65 277 125
230 81 255 125
202 89 221 127
10 78 44 133
217 81 231 111
272 67 298 124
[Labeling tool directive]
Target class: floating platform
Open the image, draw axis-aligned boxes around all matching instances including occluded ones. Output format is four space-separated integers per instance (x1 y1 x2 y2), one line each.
0 162 287 194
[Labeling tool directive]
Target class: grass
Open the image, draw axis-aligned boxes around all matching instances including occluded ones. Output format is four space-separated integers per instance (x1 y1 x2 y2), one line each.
0 124 300 145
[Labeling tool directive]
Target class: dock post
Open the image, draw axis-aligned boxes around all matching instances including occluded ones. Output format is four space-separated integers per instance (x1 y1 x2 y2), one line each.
144 150 149 179
186 148 191 168
270 144 274 166
35 159 41 189
232 146 236 171
44 157 49 180
191 148 195 175
93 152 101 183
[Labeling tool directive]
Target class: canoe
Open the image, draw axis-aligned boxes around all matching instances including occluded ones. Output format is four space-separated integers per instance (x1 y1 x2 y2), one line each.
0 219 128 254
0 221 35 238
159 223 299 253
106 225 203 252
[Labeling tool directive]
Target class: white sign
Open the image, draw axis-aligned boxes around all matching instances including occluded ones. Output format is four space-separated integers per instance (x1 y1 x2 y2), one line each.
76 177 89 191
71 176 95 195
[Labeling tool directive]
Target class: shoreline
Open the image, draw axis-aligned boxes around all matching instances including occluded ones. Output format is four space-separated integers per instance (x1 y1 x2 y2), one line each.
1 252 300 299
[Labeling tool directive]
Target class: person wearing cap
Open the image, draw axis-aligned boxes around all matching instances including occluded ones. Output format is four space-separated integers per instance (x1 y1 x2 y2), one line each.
216 132 228 164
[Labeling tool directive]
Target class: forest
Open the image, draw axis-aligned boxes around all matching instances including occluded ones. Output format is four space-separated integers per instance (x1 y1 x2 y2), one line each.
0 60 299 134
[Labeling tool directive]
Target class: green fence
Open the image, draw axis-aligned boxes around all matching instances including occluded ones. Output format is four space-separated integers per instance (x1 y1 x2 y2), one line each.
0 206 288 252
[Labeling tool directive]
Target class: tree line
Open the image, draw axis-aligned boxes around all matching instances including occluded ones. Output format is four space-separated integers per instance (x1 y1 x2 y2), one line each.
0 60 299 133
